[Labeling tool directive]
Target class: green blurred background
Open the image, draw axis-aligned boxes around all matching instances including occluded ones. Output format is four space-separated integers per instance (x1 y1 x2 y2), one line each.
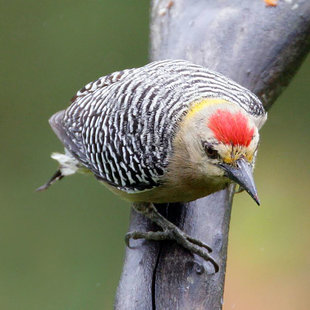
1 1 309 309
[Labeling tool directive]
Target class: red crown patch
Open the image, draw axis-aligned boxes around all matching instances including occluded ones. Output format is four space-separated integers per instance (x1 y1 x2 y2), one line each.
208 109 254 147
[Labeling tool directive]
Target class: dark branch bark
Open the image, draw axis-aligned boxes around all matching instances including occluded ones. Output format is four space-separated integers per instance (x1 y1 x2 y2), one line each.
115 1 310 309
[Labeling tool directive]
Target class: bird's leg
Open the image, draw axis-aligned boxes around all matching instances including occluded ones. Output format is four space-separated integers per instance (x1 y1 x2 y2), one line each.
126 202 219 272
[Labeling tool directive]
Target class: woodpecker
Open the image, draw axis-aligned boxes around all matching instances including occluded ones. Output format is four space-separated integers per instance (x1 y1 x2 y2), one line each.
38 60 267 270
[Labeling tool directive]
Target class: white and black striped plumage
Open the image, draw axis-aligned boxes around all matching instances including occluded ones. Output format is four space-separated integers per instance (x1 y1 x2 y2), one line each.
49 60 266 194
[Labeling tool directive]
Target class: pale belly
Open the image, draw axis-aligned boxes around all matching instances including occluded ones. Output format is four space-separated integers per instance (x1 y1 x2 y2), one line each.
102 177 230 204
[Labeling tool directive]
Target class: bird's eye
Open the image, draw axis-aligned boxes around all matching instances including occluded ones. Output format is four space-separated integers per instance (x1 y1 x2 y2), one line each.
203 143 219 159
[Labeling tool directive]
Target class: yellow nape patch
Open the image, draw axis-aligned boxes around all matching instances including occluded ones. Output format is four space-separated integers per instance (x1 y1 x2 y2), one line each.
185 98 231 120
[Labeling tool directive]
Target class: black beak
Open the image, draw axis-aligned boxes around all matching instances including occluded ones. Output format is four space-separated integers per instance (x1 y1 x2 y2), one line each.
219 158 260 205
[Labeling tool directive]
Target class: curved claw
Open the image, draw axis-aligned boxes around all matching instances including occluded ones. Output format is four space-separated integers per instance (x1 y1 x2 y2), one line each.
185 235 213 253
125 233 131 248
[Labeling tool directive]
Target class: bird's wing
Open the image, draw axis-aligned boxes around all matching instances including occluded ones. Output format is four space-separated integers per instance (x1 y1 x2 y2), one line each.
49 70 126 166
49 67 168 192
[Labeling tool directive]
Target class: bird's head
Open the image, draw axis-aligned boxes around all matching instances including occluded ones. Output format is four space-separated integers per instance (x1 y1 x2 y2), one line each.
177 98 260 204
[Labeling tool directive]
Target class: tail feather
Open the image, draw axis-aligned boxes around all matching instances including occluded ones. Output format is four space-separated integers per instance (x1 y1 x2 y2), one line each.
36 170 64 192
36 151 81 192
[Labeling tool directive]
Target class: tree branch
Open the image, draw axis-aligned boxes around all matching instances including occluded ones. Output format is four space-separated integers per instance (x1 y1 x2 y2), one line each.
115 0 310 309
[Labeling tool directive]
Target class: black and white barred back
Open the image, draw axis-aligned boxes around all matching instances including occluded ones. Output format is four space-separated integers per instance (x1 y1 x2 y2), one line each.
50 60 266 193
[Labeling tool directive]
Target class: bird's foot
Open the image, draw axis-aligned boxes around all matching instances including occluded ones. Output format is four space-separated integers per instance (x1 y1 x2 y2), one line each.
126 203 219 273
